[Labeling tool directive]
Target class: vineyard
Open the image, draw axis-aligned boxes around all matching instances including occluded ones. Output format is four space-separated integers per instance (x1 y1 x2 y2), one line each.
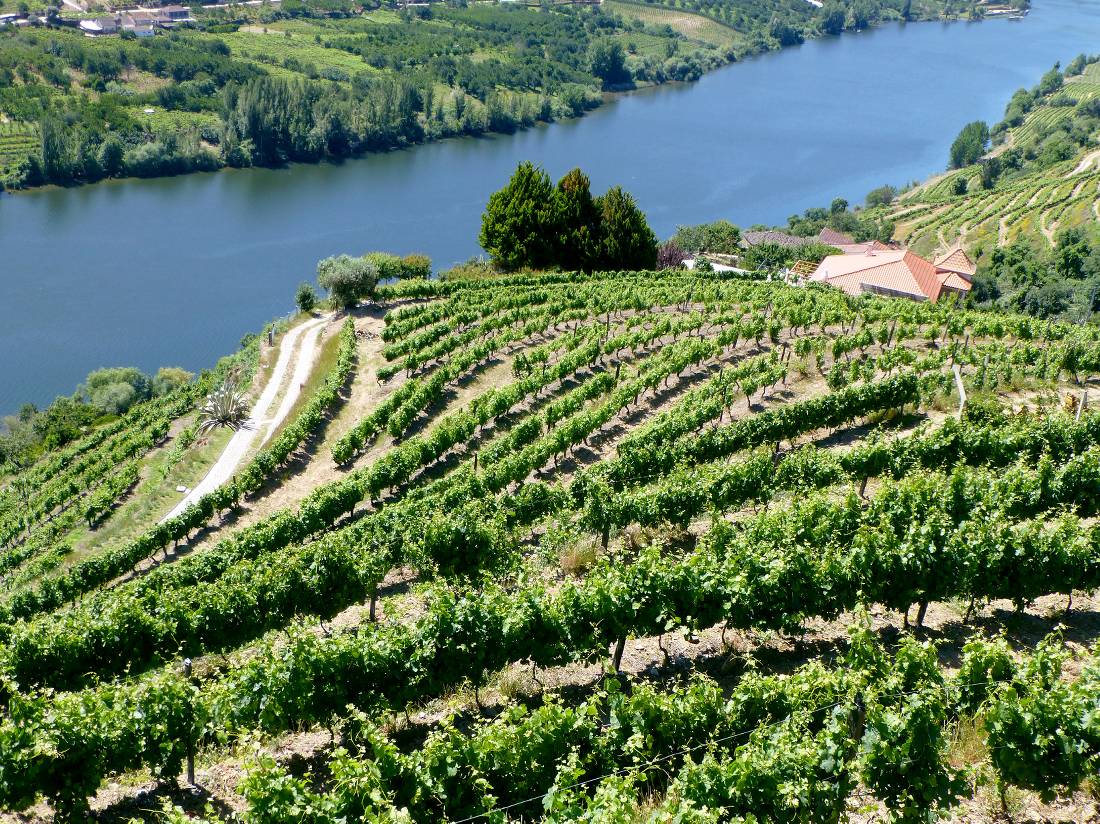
0 120 36 185
2 270 1100 822
880 62 1100 255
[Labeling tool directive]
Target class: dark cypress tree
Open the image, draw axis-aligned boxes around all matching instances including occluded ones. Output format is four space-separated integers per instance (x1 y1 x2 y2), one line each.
478 162 558 271
595 186 658 271
552 168 601 272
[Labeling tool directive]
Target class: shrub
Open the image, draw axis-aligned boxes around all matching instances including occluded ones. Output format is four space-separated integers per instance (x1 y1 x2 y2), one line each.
399 254 431 279
295 282 317 314
317 255 379 309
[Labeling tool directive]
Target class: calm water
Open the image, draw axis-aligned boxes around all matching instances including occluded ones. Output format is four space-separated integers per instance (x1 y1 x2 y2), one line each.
3 0 1100 413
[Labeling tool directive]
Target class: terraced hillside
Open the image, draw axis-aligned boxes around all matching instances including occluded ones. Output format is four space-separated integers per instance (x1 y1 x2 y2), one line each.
881 61 1100 255
3 270 1100 822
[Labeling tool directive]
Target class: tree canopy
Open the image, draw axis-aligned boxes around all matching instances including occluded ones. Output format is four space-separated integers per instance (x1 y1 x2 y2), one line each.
478 161 558 272
317 254 380 309
479 163 658 272
949 121 990 169
671 220 742 254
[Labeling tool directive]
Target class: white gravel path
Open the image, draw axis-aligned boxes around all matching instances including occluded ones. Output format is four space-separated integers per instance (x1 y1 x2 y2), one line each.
160 314 331 522
259 318 327 447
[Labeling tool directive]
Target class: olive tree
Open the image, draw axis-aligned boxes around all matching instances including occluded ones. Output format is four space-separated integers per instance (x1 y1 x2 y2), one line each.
316 254 379 310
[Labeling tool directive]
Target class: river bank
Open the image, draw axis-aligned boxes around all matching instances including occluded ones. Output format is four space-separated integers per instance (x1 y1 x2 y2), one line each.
0 0 968 194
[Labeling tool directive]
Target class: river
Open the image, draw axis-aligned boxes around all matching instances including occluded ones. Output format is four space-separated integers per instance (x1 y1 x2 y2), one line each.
3 0 1100 413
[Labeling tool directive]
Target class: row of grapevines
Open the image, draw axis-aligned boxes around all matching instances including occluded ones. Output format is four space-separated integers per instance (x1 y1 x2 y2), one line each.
574 410 1100 535
242 626 1044 824
0 389 196 548
603 373 919 488
0 319 358 624
3 455 1097 817
0 325 746 689
80 460 140 528
333 300 723 467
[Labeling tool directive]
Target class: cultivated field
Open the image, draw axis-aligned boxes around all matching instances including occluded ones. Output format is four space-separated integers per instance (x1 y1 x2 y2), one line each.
884 62 1100 255
2 270 1100 821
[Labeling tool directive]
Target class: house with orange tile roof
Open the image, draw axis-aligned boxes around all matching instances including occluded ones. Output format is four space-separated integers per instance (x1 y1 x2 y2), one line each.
832 239 897 256
933 247 977 279
809 248 972 302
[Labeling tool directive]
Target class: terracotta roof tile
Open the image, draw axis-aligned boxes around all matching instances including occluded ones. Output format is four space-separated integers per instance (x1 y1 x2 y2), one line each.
834 240 894 255
818 228 856 246
741 230 806 249
934 248 977 278
811 250 963 302
940 271 973 292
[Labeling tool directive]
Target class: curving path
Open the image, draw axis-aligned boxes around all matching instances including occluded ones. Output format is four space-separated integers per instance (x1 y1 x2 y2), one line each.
161 314 331 522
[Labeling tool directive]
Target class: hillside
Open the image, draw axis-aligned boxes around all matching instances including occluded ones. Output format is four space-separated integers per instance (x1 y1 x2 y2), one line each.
877 59 1100 256
0 0 977 190
1 269 1100 821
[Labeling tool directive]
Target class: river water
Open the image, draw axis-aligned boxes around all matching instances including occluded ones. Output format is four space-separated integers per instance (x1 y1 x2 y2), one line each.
3 0 1100 413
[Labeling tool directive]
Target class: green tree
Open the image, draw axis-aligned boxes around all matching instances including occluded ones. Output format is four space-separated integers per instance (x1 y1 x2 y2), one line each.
31 396 100 449
1038 63 1064 95
979 157 1000 190
769 19 803 46
1066 54 1088 77
82 367 151 414
865 185 897 208
671 220 742 254
949 121 990 169
399 254 432 279
551 168 601 271
820 5 846 35
363 252 404 282
98 136 125 179
317 255 379 309
40 116 74 184
1022 281 1071 319
595 186 657 270
478 161 557 271
848 0 874 29
590 41 630 88
1053 226 1091 279
295 282 317 314
152 367 194 397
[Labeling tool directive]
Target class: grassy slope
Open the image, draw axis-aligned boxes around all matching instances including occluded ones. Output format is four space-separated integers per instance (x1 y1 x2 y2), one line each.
604 0 744 51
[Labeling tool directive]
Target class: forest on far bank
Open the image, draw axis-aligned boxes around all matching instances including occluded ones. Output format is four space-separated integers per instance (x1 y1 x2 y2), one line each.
0 0 980 189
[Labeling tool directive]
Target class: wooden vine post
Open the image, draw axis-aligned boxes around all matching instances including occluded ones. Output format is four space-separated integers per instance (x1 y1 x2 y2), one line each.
183 657 196 787
952 364 966 420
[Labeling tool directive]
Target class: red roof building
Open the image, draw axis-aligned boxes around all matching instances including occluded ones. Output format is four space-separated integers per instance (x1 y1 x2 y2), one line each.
741 229 806 248
818 228 856 246
810 248 973 302
933 247 977 278
832 239 897 256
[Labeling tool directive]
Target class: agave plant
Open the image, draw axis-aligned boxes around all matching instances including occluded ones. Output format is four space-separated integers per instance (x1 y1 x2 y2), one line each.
198 380 250 434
